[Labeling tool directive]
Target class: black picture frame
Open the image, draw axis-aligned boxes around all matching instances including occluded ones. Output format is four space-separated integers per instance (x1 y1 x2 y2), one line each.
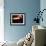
10 13 26 26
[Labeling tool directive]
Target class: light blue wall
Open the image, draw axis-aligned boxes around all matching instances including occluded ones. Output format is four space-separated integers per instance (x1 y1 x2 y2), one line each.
4 0 40 42
40 0 46 44
40 0 46 27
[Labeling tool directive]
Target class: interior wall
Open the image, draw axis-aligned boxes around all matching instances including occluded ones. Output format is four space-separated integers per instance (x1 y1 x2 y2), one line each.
40 0 46 45
0 0 4 42
4 0 40 42
40 0 46 27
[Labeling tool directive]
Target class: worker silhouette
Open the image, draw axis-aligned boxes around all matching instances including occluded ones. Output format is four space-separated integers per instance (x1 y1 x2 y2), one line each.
34 16 40 23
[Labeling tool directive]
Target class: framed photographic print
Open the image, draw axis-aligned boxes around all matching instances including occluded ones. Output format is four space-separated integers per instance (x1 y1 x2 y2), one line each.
10 13 26 26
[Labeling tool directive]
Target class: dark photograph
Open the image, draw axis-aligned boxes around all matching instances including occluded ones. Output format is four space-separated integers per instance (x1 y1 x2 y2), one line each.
12 15 23 23
10 13 25 25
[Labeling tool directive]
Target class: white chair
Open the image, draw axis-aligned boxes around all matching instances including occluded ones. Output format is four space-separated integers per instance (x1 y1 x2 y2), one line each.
31 25 46 46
